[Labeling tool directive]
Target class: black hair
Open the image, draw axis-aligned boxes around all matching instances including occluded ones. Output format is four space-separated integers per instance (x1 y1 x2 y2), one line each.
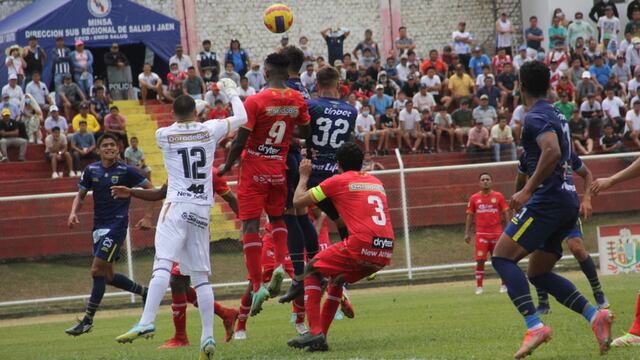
130 136 138 141
280 45 305 73
187 66 196 71
214 99 223 105
405 99 413 105
399 26 407 31
336 142 364 172
264 52 290 79
530 16 537 21
52 126 60 132
316 66 339 89
478 172 492 180
240 76 248 81
342 53 351 60
31 70 40 76
225 61 234 67
202 39 211 45
173 95 196 119
109 106 119 111
519 61 550 98
97 132 118 146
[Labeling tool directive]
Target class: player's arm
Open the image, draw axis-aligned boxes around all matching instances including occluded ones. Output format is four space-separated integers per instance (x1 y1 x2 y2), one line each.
136 180 158 230
111 183 168 201
218 127 250 177
592 156 640 195
221 191 239 216
293 159 317 208
464 212 473 244
575 163 593 219
67 188 88 228
510 131 560 211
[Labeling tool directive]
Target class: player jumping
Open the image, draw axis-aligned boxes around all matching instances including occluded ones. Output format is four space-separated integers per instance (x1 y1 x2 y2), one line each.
110 167 240 347
217 52 310 316
116 83 246 360
287 143 394 352
516 152 609 314
464 172 509 295
65 133 154 336
490 61 613 359
592 156 640 347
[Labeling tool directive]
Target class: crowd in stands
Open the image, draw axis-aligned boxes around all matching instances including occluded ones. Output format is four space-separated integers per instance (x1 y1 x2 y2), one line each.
3 0 640 174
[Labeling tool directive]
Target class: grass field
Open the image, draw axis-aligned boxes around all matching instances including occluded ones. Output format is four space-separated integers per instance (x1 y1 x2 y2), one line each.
0 272 637 360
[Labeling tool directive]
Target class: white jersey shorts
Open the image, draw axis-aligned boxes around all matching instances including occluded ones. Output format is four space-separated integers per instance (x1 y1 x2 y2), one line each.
155 201 212 275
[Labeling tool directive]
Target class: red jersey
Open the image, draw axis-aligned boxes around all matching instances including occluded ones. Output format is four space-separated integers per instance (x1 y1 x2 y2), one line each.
466 190 508 235
167 71 187 91
420 58 448 75
241 88 310 163
212 167 231 196
208 108 229 120
311 171 394 244
491 54 512 74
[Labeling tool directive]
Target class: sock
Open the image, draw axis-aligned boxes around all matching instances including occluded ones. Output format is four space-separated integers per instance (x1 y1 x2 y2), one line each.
321 284 343 335
186 286 198 307
298 215 319 259
491 257 540 330
139 259 172 326
236 292 252 332
192 272 214 343
630 291 640 336
293 296 305 324
271 219 289 266
337 226 349 240
109 273 146 295
578 256 604 299
171 292 188 340
84 276 106 323
536 288 550 308
475 263 485 288
242 232 263 292
304 275 323 335
529 272 596 323
284 214 306 279
214 301 226 318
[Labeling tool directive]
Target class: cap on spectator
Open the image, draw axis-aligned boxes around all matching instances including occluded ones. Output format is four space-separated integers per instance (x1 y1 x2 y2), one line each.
111 43 118 48
479 94 489 100
79 103 89 109
400 54 408 60
50 105 59 112
422 108 431 114
407 74 415 80
334 60 343 66
282 34 288 40
252 63 260 69
1 108 10 116
75 39 84 46
8 74 17 80
518 45 527 52
473 46 482 52
378 70 387 77
581 71 591 79
587 92 595 98
609 72 617 78
375 84 384 90
617 54 625 59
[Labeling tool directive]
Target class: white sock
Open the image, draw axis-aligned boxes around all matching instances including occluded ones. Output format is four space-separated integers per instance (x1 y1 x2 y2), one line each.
192 272 214 343
139 258 172 326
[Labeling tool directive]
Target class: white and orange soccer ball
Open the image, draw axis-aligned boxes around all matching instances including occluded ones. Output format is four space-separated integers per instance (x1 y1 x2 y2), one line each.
263 3 293 33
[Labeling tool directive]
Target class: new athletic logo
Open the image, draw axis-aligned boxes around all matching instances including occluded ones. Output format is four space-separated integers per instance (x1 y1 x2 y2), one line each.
181 212 208 229
372 237 394 249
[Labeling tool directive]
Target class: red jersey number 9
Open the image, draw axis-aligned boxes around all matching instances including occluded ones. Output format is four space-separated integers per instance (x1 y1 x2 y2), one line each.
367 195 387 226
265 120 287 145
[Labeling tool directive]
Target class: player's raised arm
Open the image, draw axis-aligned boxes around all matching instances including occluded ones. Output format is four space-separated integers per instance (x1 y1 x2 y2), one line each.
293 159 317 208
212 78 248 134
592 156 640 195
68 188 88 229
111 183 168 202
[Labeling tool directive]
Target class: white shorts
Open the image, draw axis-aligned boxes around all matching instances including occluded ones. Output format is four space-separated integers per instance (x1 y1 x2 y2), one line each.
155 201 211 275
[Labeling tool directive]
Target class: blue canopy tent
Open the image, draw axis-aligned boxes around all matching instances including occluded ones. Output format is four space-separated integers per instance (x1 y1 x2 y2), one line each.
0 0 180 87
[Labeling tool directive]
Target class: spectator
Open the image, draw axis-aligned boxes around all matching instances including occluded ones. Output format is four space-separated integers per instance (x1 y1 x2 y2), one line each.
418 109 436 152
495 12 515 55
353 29 380 61
321 27 350 66
585 38 602 63
598 6 621 47
299 36 316 71
513 45 530 73
300 64 316 90
546 42 570 72
577 71 599 104
629 0 640 20
447 64 475 107
183 66 206 100
496 62 519 109
612 56 632 89
70 40 93 96
358 48 376 70
378 71 400 97
124 136 151 180
347 93 363 112
72 103 100 135
138 63 163 104
568 58 586 87
0 108 26 162
369 84 394 118
627 38 640 75
58 74 85 120
104 105 127 146
549 16 568 49
90 86 110 125
452 22 473 69
4 45 24 84
433 106 454 152
600 123 623 152
401 74 420 98
625 99 640 149
466 120 490 157
491 47 511 75
197 39 220 83
468 47 491 78
25 71 51 111
420 67 442 104
413 83 437 113
569 108 594 154
472 94 497 127
396 54 411 83
476 77 501 109
245 63 266 91
475 66 492 90
552 8 570 28
590 0 619 23
2 74 24 107
345 62 360 83
206 99 227 120
627 9 640 39
355 104 384 154
169 44 193 73
238 77 256 101
51 37 71 90
490 115 516 162
510 104 526 146
379 106 401 152
605 73 624 98
555 74 574 102
275 35 289 53
103 43 129 69
395 26 415 56
399 100 423 152
316 56 327 69
44 105 68 135
164 62 187 102
568 12 597 48
334 60 347 81
525 16 544 58
602 87 626 134
548 61 563 89
219 61 241 86
452 99 473 149
45 126 73 178
22 36 46 85
21 95 42 144
70 120 97 175
393 91 407 113
1 93 19 121
366 58 382 80
554 91 576 120
420 49 448 79
590 55 612 87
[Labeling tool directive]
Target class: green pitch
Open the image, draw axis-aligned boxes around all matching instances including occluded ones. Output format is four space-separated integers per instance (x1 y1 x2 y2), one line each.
0 273 637 360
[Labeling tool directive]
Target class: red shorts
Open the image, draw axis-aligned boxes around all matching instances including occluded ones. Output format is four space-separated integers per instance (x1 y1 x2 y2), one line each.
237 160 287 220
475 233 500 261
312 236 391 284
318 232 331 252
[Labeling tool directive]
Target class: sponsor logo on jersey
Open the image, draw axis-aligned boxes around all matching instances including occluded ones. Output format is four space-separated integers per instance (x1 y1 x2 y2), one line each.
167 131 210 143
265 106 299 117
476 203 499 214
372 237 394 249
348 182 385 194
323 107 353 117
311 161 338 173
181 212 208 229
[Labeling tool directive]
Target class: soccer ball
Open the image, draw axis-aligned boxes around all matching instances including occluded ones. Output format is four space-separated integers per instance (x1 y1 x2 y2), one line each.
263 3 293 33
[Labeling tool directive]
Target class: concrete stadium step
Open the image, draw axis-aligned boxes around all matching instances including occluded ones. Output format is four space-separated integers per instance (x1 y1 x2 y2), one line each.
0 177 78 196
7 144 46 161
0 160 56 180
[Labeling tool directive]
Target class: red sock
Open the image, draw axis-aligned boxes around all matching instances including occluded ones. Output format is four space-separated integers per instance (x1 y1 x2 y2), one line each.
243 233 263 292
214 301 226 318
293 296 305 324
236 292 252 332
186 286 198 307
321 284 343 336
304 275 323 335
171 292 188 340
630 290 640 336
270 220 288 266
475 262 485 288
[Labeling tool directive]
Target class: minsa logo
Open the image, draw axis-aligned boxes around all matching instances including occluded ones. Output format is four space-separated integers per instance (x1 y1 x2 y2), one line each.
372 237 393 249
168 132 210 143
265 106 299 117
88 0 111 18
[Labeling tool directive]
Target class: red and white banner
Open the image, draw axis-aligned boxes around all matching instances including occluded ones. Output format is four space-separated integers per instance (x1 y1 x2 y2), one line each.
597 224 640 275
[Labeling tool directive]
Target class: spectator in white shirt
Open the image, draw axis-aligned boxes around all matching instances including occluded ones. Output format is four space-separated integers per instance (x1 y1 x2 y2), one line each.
510 104 526 146
393 91 407 113
219 61 241 86
238 76 256 101
628 68 640 98
433 107 455 152
398 100 424 152
490 115 516 162
412 84 436 113
2 74 24 108
169 45 193 72
25 71 51 111
626 37 640 73
452 21 473 69
44 105 68 135
396 54 411 83
137 63 163 104
625 99 640 149
475 66 493 90
355 104 385 154
420 67 442 103
602 87 626 134
473 95 497 127
495 12 515 55
245 63 266 91
347 93 362 112
300 64 316 90
513 45 530 73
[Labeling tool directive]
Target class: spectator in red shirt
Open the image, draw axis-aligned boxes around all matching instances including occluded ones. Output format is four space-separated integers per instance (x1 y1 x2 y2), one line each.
208 99 229 119
491 48 512 75
555 75 575 102
420 49 448 78
164 62 187 102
